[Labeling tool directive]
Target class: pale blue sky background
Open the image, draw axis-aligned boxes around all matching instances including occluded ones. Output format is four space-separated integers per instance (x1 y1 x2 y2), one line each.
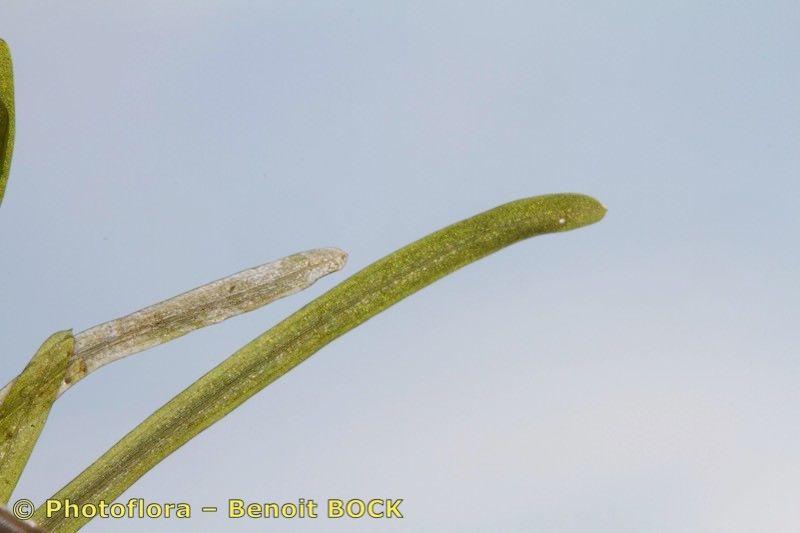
1 2 798 531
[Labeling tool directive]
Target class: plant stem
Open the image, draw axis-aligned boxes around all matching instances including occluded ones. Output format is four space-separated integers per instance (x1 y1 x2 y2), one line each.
33 193 605 532
0 504 43 532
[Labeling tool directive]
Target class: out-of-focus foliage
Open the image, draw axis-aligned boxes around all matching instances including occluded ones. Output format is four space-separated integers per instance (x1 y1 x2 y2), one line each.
0 39 15 207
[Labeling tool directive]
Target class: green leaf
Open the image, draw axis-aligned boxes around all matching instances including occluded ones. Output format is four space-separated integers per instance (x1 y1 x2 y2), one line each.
0 38 14 207
34 193 605 532
0 331 74 503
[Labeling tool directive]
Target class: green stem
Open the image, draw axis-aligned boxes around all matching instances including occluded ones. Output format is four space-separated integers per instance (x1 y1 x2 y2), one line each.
33 193 605 532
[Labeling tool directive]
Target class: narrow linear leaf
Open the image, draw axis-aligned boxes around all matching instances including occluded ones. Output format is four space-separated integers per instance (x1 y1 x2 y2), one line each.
0 39 15 207
0 248 347 404
0 331 74 503
34 193 605 532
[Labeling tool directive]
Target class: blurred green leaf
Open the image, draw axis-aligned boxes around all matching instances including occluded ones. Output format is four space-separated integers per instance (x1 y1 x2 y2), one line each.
0 39 15 207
